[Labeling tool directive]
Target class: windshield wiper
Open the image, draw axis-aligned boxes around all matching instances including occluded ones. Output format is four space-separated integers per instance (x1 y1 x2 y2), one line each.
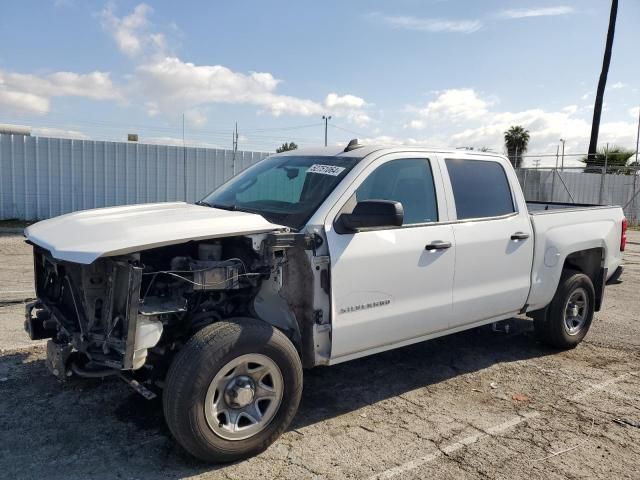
210 203 237 211
195 201 238 211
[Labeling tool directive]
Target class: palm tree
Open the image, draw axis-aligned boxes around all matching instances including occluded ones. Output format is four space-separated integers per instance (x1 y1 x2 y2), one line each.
276 142 298 153
504 126 530 168
582 145 635 174
588 0 618 162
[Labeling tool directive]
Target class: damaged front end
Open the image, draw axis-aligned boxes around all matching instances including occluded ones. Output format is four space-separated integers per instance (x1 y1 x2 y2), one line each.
25 236 271 383
27 247 156 379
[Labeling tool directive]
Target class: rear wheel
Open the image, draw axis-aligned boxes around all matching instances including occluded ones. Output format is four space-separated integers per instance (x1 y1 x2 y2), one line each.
534 270 595 349
163 318 302 463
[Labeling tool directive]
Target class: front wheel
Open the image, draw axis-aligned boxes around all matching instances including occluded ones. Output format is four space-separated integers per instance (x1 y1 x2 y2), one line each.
163 318 303 462
534 269 595 349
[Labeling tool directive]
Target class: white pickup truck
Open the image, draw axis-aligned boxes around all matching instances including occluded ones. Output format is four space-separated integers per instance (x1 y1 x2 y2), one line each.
24 141 626 462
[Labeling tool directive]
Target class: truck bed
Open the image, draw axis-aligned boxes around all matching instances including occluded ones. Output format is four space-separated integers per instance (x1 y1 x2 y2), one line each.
524 201 624 312
526 201 607 213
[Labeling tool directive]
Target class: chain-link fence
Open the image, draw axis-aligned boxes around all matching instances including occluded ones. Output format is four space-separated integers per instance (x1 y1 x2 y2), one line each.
515 151 640 225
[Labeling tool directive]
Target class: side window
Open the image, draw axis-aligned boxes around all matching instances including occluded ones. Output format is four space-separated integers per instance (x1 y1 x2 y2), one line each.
355 159 438 224
445 159 515 220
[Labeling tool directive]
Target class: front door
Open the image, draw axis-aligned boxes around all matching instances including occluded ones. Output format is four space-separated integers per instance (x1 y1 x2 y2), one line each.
325 154 455 360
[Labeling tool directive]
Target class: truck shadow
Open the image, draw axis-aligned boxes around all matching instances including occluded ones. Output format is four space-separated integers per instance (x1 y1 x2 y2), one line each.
292 317 552 430
0 317 558 478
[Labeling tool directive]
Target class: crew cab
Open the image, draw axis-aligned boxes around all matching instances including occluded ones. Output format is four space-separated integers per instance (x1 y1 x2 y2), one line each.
23 141 626 462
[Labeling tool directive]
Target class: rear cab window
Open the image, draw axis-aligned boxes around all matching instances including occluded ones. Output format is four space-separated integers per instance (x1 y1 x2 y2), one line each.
445 158 515 220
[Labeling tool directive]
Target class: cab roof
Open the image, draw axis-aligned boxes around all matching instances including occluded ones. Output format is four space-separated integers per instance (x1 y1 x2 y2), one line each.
273 141 506 161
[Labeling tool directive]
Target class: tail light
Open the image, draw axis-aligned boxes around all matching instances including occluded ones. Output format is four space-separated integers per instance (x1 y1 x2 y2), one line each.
621 218 628 252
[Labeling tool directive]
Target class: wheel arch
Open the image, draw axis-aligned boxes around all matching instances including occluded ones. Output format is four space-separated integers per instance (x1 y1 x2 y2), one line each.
562 247 606 311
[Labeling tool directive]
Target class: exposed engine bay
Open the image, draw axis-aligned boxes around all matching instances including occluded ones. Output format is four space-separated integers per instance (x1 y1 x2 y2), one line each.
25 232 325 388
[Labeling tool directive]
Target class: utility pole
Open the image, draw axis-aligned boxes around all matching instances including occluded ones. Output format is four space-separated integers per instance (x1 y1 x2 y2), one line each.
588 0 618 162
232 122 239 152
559 138 566 171
232 122 239 175
322 115 331 147
183 113 187 201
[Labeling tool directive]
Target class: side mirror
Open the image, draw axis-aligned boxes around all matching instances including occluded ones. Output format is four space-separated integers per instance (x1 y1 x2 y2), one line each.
337 200 404 233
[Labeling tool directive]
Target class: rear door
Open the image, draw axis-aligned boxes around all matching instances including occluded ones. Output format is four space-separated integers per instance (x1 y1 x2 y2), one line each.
325 153 455 360
442 156 534 327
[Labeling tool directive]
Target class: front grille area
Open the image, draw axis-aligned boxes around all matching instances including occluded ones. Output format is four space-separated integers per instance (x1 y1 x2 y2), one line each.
33 246 142 369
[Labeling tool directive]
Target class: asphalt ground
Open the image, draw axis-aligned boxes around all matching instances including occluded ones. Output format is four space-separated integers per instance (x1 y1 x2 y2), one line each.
0 232 638 479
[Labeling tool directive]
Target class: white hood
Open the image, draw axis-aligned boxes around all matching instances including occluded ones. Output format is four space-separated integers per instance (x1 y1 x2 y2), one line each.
24 202 287 264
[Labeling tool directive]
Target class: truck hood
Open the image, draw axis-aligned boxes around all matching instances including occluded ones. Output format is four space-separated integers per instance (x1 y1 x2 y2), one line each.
24 202 287 264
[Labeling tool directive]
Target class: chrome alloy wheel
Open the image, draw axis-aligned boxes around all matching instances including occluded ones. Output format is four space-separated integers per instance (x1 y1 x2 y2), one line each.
204 353 284 441
563 288 588 336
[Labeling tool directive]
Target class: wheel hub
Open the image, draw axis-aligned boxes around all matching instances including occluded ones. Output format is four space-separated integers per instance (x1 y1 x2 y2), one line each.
224 375 255 408
204 353 284 441
563 288 588 335
568 303 579 318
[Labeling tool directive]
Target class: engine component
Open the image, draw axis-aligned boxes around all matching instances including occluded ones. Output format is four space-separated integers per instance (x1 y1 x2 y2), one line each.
198 242 222 261
191 260 240 290
24 302 57 340
45 339 74 380
167 256 242 290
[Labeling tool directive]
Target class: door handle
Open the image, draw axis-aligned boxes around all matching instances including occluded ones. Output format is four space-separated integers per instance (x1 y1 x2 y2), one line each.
511 232 530 240
425 240 452 251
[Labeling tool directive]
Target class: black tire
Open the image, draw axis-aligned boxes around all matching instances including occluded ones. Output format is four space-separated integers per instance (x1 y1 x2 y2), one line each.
534 269 595 349
163 318 303 463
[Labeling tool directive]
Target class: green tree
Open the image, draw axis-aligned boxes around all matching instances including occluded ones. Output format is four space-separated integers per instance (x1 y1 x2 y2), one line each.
504 126 530 168
276 142 298 153
587 0 618 162
582 145 635 174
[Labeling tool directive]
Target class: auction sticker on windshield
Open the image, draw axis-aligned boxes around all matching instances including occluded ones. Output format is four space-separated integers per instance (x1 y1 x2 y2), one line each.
308 164 346 176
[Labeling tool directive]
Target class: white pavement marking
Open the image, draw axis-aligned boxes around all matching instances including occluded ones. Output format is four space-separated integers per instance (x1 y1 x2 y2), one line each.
370 412 540 480
370 372 635 479
569 372 637 401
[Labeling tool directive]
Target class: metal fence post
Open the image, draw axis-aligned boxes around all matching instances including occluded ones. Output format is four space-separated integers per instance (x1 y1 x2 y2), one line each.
633 165 638 224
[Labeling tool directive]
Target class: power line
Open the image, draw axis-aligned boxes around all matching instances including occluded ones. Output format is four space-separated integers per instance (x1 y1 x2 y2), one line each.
330 123 368 138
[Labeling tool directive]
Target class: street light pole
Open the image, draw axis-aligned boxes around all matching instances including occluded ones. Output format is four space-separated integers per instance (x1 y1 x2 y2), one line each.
560 138 566 171
322 115 332 147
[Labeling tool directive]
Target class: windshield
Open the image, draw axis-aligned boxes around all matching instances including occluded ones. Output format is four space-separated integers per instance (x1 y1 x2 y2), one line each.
200 155 359 229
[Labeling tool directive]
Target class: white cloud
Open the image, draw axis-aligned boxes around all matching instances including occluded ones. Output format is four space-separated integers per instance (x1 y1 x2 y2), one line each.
0 90 49 115
100 3 165 57
405 88 639 155
135 57 321 116
0 69 121 115
32 127 89 140
184 108 207 127
324 93 371 126
134 56 372 123
630 107 640 119
99 5 372 125
611 82 627 89
325 93 367 110
497 6 574 19
369 12 482 33
407 88 490 127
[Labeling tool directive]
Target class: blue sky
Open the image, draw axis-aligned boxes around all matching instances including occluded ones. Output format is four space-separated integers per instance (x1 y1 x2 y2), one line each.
0 0 638 163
